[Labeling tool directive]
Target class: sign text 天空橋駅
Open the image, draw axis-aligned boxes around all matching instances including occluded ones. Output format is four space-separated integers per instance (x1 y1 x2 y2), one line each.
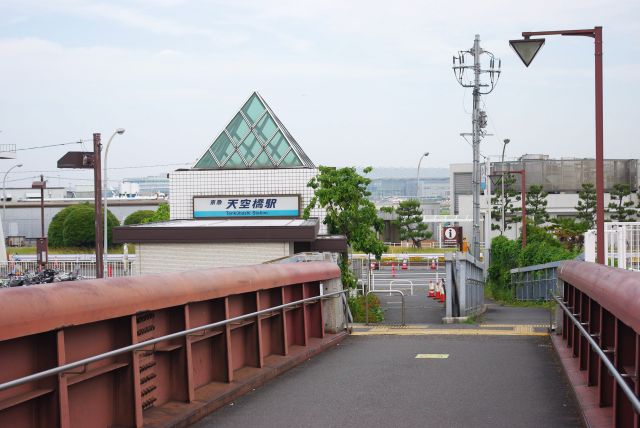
193 195 300 219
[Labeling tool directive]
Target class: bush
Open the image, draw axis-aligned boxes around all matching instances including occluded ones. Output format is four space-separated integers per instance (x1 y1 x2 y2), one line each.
48 206 75 247
57 204 120 248
488 225 576 302
124 210 155 225
348 294 384 323
142 202 169 223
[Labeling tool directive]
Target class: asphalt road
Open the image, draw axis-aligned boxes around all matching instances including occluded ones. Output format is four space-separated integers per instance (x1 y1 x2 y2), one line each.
369 266 447 324
193 335 582 428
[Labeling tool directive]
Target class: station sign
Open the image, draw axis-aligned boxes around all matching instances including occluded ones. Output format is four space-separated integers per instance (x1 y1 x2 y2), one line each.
193 195 300 219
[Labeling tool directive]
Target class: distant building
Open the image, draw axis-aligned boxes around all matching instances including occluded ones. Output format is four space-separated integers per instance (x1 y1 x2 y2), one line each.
450 155 640 244
120 175 169 197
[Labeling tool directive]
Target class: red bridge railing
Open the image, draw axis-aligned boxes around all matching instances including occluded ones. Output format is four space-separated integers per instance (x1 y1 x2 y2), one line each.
557 260 640 427
0 262 344 427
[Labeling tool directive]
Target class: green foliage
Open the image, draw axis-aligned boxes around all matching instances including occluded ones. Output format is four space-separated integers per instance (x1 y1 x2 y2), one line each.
394 199 431 248
48 206 75 247
304 166 386 258
526 185 549 226
348 293 384 323
548 217 589 251
575 183 596 229
124 210 155 225
490 173 521 234
607 184 636 222
379 206 395 214
487 235 521 299
143 203 170 223
488 224 576 302
49 203 120 248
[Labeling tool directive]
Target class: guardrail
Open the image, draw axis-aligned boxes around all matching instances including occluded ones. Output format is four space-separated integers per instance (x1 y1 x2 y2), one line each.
585 222 640 271
445 252 484 319
389 279 414 296
556 260 640 425
0 262 344 427
365 290 405 326
0 260 134 279
509 261 562 301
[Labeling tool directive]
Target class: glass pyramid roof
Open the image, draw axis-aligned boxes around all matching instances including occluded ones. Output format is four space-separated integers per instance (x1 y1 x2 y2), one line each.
194 92 315 169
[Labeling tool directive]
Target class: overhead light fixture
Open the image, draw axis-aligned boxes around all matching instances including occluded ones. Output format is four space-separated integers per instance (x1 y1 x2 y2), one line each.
509 38 545 67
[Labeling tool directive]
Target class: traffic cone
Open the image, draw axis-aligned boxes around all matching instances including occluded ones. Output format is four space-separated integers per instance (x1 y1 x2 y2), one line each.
428 281 435 298
402 260 407 270
435 284 441 300
439 285 446 303
391 263 396 278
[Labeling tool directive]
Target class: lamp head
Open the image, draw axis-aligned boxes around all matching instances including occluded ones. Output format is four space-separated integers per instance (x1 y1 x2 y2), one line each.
16 164 23 167
116 128 126 135
424 152 430 157
503 139 510 145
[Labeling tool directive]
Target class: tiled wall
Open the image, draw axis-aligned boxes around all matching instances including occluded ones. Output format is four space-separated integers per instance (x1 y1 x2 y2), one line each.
134 242 293 274
169 168 327 233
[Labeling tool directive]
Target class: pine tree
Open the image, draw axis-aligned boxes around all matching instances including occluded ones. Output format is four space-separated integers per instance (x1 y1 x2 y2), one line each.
526 185 549 226
607 184 636 222
575 183 596 229
490 173 521 234
394 199 432 248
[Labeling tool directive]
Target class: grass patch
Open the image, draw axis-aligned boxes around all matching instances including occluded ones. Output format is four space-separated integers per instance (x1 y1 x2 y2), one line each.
348 293 384 323
462 314 479 324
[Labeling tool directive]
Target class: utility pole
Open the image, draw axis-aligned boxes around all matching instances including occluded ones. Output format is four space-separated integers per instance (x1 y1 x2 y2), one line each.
453 34 501 260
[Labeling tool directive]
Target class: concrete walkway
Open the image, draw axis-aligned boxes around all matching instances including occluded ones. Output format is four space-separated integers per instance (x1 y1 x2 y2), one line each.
193 334 581 428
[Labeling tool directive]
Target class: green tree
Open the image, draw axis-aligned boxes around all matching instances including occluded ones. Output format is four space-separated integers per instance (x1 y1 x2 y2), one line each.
304 166 387 288
575 183 596 229
526 185 549 226
60 204 120 248
490 173 521 234
548 217 589 251
48 205 76 247
394 199 431 247
143 202 170 223
124 210 155 225
607 184 636 222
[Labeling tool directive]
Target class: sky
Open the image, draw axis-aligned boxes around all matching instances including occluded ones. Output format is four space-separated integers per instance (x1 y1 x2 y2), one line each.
0 0 638 189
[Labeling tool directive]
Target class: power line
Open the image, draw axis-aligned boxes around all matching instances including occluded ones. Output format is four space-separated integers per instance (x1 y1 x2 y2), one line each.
16 141 86 151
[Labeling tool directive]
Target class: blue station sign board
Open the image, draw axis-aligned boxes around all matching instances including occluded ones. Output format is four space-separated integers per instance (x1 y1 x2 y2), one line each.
193 195 300 219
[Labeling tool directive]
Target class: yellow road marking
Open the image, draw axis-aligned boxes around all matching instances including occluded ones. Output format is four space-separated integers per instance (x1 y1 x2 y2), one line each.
415 354 449 359
351 327 548 337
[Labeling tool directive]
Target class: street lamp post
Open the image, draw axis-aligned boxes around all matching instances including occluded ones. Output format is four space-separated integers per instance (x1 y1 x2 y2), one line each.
103 128 125 277
416 152 429 200
501 139 510 234
2 163 23 220
509 27 604 264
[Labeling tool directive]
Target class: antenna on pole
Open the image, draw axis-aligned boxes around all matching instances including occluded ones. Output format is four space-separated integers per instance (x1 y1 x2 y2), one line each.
452 34 502 262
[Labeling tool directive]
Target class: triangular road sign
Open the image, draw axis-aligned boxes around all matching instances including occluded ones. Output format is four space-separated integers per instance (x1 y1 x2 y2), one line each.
509 38 545 67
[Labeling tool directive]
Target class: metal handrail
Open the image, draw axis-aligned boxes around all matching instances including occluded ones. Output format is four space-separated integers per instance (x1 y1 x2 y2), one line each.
389 279 413 296
365 290 405 326
555 296 640 414
0 290 347 392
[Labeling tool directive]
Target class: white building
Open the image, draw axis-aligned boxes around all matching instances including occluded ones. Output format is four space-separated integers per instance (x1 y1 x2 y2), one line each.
115 92 344 274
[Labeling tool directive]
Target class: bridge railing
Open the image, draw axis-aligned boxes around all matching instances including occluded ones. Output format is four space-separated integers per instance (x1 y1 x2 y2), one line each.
557 261 640 424
509 261 562 301
445 252 484 319
0 262 345 428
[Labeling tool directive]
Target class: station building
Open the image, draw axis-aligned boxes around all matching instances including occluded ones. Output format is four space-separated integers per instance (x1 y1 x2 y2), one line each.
114 92 345 274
